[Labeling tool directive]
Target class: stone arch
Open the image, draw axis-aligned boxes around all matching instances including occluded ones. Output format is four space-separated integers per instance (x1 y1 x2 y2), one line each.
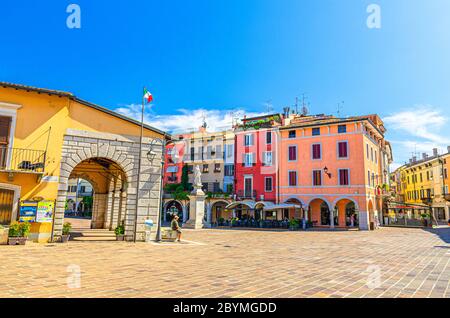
210 200 232 224
53 133 163 241
333 197 360 227
163 199 184 222
308 197 332 227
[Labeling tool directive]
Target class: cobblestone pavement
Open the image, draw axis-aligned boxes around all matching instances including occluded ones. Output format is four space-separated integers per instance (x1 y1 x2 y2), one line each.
0 226 449 298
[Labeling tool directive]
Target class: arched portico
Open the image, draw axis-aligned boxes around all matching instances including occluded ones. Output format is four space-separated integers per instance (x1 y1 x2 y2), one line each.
54 131 163 241
308 198 333 227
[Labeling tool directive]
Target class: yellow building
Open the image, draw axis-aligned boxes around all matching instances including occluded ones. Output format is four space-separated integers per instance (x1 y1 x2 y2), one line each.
391 148 450 223
0 82 167 242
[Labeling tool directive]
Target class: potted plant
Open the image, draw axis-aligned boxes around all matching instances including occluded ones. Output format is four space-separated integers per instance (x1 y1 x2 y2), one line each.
289 219 299 231
8 222 31 245
420 213 429 227
61 222 72 243
114 223 125 241
0 225 9 245
218 217 225 226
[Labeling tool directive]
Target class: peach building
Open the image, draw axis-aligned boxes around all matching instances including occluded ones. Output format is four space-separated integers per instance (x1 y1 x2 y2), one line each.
278 114 393 230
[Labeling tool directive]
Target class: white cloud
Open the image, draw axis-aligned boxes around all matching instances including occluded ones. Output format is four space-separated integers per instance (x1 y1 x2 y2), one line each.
383 105 449 144
383 105 450 165
114 104 267 134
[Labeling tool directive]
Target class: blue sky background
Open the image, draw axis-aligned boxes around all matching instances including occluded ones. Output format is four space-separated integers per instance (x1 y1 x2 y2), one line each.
1 0 450 167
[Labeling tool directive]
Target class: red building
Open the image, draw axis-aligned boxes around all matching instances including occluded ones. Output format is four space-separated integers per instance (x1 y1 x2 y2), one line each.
163 134 190 186
234 114 282 203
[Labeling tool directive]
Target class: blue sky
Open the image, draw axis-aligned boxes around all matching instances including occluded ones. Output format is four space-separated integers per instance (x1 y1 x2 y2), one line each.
1 0 450 167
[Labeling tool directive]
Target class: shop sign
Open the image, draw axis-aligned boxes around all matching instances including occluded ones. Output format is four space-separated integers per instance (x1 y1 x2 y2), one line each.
36 201 54 223
19 201 38 222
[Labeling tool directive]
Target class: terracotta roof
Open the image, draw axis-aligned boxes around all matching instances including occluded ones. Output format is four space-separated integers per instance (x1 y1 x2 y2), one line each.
0 81 169 138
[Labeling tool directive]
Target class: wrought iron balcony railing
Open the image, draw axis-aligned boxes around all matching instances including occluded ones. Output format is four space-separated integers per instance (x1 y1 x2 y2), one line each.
0 147 46 173
236 190 257 200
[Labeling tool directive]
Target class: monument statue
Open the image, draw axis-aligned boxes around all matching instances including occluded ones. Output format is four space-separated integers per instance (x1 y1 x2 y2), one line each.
193 164 202 187
186 164 206 229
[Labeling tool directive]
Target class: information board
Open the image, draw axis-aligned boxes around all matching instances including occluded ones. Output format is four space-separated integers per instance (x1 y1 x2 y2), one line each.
36 201 54 223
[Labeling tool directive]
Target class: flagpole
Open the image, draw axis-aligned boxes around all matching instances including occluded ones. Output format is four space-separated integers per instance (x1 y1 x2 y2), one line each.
133 87 145 242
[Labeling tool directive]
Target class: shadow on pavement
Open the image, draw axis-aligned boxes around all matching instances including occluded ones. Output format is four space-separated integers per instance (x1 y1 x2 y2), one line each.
422 226 450 244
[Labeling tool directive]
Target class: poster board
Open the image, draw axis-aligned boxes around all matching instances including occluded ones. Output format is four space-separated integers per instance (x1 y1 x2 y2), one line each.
36 201 54 223
19 201 38 222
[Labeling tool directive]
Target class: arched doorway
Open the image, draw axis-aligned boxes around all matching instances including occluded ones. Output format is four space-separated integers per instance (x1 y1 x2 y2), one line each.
55 157 129 240
164 200 183 222
368 199 375 229
284 198 304 219
64 177 94 227
333 198 359 228
345 201 358 227
309 198 331 226
211 201 230 224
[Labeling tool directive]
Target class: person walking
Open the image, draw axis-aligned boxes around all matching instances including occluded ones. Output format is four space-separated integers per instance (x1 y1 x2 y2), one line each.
171 214 182 242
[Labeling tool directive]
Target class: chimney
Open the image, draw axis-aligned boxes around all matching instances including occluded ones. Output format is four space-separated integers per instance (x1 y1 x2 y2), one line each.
433 148 438 157
422 153 427 160
412 156 417 163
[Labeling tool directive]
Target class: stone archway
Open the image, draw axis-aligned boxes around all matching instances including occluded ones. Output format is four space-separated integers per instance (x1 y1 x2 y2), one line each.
309 198 332 227
53 131 163 241
333 198 359 228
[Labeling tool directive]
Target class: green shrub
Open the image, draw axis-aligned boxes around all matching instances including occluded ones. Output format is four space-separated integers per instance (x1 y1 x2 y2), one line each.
8 223 20 237
114 224 125 235
62 222 72 235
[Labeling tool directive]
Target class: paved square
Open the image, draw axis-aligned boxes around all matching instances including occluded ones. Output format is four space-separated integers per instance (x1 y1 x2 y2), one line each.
0 227 449 298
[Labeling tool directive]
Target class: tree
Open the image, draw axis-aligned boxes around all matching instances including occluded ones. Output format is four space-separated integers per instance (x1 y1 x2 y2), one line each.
181 164 189 191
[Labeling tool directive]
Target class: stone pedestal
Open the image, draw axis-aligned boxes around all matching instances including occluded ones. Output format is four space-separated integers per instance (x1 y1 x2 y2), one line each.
184 186 206 229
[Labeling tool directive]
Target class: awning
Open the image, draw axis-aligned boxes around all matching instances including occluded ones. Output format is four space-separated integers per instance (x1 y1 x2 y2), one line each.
263 204 302 211
166 166 178 173
225 201 278 210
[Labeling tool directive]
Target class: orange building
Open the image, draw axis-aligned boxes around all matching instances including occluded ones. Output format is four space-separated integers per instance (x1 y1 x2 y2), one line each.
278 114 393 230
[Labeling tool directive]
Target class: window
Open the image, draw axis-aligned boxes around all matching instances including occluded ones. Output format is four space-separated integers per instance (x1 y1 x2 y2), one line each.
366 144 369 159
214 163 221 172
226 144 233 158
190 147 195 161
265 177 273 192
266 131 272 144
312 127 320 136
202 164 209 173
338 125 347 133
427 171 430 180
224 164 234 176
375 150 377 164
339 169 350 186
372 172 375 186
288 171 297 186
420 173 423 182
313 170 322 186
368 170 371 186
263 151 273 166
244 134 254 146
244 153 254 167
444 168 448 179
370 148 374 162
288 146 297 161
187 165 194 174
215 145 222 159
213 182 220 193
312 144 321 160
80 186 86 193
337 141 348 158
288 130 296 138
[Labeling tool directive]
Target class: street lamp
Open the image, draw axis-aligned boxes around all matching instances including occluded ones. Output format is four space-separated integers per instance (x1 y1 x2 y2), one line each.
323 166 332 179
147 137 168 242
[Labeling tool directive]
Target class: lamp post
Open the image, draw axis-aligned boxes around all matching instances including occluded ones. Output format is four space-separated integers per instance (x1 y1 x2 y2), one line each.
147 137 168 242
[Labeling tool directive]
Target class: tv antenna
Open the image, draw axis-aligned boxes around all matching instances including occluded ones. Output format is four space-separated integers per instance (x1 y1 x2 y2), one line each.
300 93 308 116
264 99 273 113
337 101 344 117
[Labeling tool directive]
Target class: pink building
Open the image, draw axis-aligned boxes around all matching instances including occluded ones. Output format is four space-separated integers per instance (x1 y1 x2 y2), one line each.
278 114 393 230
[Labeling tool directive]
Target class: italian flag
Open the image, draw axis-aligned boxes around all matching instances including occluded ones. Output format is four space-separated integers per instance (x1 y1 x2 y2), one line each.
143 88 153 103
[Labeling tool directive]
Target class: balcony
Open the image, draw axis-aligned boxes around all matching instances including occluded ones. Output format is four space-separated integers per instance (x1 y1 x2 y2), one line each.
236 190 257 200
0 147 46 174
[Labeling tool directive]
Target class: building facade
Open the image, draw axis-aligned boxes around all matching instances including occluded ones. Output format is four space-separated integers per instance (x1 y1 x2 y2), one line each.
277 114 392 230
0 82 167 242
391 148 450 223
